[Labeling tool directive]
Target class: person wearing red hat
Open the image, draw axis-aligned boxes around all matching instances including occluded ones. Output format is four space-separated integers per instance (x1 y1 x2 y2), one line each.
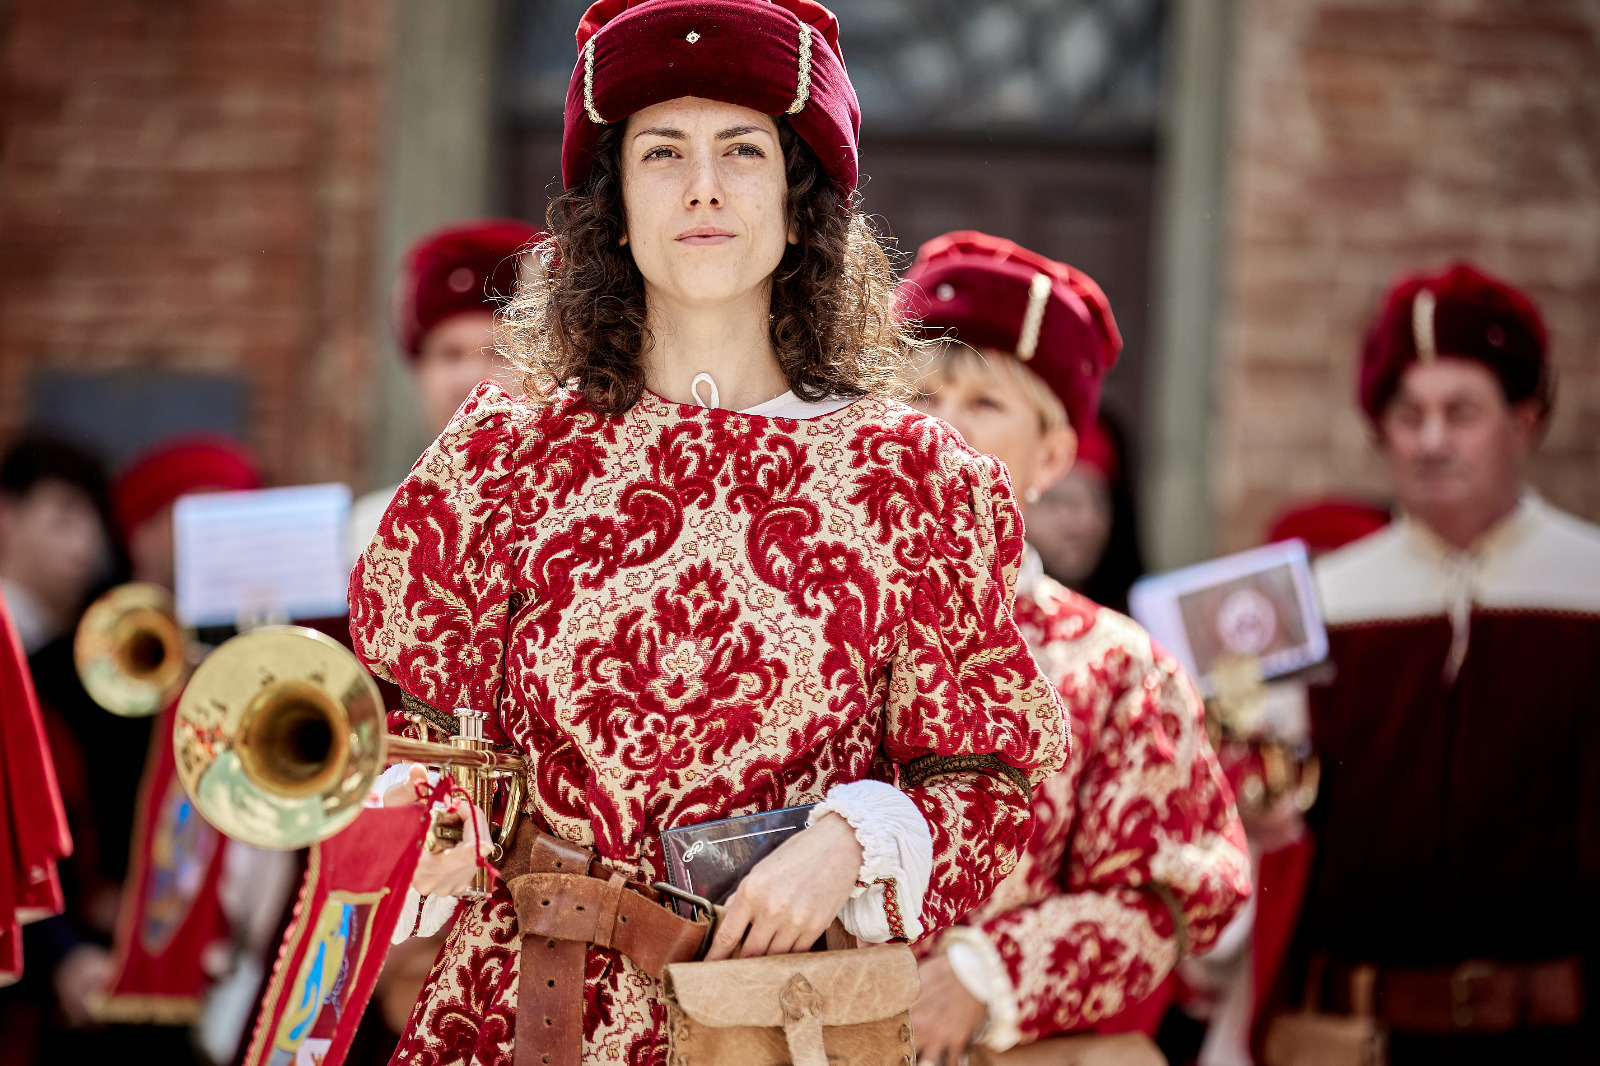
347 219 541 566
1253 262 1600 1064
902 231 1250 1065
114 435 261 590
351 7 1068 1066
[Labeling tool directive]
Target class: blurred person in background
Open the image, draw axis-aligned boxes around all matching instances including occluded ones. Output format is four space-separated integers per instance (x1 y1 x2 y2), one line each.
904 231 1251 1066
344 218 540 566
1258 262 1600 1065
1026 413 1145 613
0 436 119 655
11 437 264 1066
1167 499 1390 1066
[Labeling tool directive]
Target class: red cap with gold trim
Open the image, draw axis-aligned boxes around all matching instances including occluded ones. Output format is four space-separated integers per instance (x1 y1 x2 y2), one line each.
1359 260 1550 423
396 218 542 360
562 0 860 200
900 230 1122 433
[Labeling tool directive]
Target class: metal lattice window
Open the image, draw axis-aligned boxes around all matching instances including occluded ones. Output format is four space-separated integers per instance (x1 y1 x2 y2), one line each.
502 0 1165 141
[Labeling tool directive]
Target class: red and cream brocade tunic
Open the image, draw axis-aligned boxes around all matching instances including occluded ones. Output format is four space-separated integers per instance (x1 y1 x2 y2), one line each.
348 382 1069 1065
934 570 1250 1050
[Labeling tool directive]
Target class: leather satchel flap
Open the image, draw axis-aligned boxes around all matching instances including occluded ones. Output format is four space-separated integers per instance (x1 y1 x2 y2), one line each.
663 945 919 1028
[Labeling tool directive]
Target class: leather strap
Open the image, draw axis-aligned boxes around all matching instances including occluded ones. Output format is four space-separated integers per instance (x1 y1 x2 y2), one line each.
498 815 712 1066
1320 955 1585 1035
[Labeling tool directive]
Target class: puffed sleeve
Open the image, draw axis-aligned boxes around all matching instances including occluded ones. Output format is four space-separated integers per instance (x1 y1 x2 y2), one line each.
949 613 1252 1048
348 381 522 733
887 443 1071 938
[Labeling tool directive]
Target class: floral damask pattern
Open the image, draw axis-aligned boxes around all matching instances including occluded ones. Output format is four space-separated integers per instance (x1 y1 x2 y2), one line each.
350 382 1068 1065
936 579 1251 1044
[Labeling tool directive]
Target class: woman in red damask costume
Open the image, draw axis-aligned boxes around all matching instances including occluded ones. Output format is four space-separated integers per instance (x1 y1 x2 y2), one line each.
347 3 1069 1065
902 232 1251 1065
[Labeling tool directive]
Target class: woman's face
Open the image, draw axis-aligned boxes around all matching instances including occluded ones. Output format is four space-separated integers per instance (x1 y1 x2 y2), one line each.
912 352 1076 503
619 97 791 313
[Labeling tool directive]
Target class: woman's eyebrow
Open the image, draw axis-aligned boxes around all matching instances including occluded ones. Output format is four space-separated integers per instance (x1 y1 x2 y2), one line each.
633 126 687 140
716 125 769 140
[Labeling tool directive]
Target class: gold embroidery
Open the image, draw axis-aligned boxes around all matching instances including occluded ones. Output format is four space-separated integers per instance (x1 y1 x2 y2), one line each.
402 692 456 740
901 752 1030 800
583 37 606 124
1015 272 1052 361
786 23 813 115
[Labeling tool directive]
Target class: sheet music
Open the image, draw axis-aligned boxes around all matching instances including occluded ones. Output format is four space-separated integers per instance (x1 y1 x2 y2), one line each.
174 484 352 627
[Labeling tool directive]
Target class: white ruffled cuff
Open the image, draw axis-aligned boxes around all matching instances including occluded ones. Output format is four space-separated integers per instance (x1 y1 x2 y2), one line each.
943 926 1023 1052
807 780 932 943
368 763 461 944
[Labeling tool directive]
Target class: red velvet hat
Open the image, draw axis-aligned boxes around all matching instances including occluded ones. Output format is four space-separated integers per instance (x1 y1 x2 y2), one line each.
1359 260 1550 423
901 231 1122 433
562 0 860 200
1265 498 1390 556
113 436 261 540
395 219 542 359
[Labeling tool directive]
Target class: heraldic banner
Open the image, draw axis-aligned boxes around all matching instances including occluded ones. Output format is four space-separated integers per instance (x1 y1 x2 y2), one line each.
94 699 230 1022
242 798 436 1066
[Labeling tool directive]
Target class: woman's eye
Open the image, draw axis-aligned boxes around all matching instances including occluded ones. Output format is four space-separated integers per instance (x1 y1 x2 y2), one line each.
728 143 765 157
973 396 1004 411
643 146 677 160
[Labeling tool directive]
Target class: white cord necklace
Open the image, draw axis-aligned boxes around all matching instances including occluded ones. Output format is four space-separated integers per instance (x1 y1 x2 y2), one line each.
690 372 720 410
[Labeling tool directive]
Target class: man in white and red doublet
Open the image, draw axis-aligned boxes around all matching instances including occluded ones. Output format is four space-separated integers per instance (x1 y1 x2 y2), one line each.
902 233 1252 1056
1268 262 1600 1063
350 12 1070 1065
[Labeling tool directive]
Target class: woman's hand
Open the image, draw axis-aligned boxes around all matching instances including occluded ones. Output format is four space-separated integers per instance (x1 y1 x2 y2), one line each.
911 952 988 1066
703 811 864 960
382 764 494 897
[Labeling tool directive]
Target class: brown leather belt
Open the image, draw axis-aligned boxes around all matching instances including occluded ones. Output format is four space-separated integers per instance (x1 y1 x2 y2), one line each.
497 816 715 1066
1322 956 1585 1035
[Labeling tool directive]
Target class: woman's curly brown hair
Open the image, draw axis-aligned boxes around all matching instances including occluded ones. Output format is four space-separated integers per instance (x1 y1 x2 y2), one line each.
501 119 919 414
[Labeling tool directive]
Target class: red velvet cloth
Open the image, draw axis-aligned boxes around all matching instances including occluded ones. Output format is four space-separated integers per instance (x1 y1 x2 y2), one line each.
112 435 262 540
241 801 437 1066
1359 260 1549 423
900 230 1122 433
93 700 230 1022
563 0 861 199
395 218 542 358
1264 498 1390 556
0 592 71 987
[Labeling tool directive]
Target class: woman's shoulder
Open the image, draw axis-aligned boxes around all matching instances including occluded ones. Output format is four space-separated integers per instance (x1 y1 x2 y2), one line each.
845 395 1008 492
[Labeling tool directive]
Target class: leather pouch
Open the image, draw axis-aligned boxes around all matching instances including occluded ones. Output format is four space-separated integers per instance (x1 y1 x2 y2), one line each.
662 943 920 1066
1262 1011 1387 1066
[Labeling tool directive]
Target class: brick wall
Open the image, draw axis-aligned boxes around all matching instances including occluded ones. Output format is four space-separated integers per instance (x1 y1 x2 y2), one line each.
1215 0 1600 549
0 0 391 485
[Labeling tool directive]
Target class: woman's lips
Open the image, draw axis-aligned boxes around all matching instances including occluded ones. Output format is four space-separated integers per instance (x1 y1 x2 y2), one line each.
676 228 736 245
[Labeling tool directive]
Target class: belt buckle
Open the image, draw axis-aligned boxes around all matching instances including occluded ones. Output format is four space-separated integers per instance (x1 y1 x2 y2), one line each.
650 882 719 960
650 881 714 922
1451 960 1495 1030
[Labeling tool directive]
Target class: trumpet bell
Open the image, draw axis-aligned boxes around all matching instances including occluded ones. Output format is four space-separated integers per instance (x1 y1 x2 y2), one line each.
74 583 188 717
175 626 384 849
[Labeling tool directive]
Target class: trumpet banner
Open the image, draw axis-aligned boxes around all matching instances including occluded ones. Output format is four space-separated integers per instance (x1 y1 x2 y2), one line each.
95 699 230 1022
243 801 434 1066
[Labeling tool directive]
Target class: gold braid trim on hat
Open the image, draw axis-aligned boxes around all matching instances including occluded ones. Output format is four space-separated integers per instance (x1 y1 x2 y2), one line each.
583 36 607 124
900 752 1031 800
1015 271 1052 361
786 22 814 115
1412 287 1437 363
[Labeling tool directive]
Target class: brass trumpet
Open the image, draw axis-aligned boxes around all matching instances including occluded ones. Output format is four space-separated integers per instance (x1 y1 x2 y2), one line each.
74 583 192 717
174 626 524 896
